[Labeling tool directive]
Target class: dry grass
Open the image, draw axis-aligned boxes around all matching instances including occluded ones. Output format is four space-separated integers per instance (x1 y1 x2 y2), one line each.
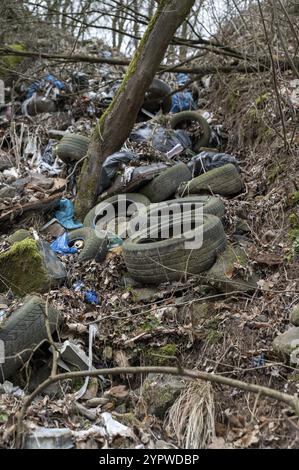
165 379 215 449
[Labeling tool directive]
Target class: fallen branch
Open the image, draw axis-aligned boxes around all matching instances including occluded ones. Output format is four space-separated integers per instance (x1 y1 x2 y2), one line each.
1 46 297 76
15 364 299 447
0 192 62 228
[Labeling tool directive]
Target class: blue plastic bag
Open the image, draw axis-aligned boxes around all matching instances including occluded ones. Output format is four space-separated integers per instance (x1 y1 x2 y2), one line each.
73 281 100 305
84 290 99 305
26 74 65 99
44 74 65 90
50 232 77 255
171 73 195 113
171 91 195 113
54 199 83 230
177 73 189 86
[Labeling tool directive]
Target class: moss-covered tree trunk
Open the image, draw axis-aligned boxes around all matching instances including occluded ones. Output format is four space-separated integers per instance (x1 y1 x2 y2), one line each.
75 0 195 219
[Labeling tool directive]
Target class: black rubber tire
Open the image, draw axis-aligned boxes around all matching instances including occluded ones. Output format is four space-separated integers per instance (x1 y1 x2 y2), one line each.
123 213 226 284
55 133 90 162
142 78 172 115
179 163 244 197
140 163 192 203
170 111 211 152
0 296 61 380
133 196 225 233
83 193 151 229
147 196 225 218
67 227 108 262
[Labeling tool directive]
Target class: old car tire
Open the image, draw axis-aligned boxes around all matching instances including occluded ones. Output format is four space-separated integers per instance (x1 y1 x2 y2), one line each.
147 196 225 217
55 133 90 162
170 111 211 152
123 213 226 284
0 296 61 380
67 227 108 262
140 163 192 203
83 193 151 229
179 163 244 197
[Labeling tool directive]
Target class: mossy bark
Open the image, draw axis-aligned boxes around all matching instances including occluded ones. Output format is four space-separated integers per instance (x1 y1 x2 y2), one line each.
75 0 195 220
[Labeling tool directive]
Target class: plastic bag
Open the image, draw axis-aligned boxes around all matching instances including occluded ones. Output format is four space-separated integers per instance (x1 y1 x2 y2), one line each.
171 91 195 113
54 199 83 229
73 281 100 305
177 73 190 86
130 123 191 153
50 232 77 255
26 74 65 99
188 151 239 177
41 140 56 166
99 150 139 193
107 232 124 249
171 73 195 113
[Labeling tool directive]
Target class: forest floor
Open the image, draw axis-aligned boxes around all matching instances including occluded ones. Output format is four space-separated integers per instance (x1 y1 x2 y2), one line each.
0 18 299 449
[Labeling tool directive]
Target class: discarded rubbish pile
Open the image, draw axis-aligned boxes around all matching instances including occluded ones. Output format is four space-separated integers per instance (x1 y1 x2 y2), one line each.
1 38 299 450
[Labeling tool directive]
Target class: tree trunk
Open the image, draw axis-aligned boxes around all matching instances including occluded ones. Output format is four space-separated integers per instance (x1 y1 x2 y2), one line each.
74 0 195 219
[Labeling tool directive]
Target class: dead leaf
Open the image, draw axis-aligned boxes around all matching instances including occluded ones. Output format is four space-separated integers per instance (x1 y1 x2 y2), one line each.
234 428 260 448
104 385 129 400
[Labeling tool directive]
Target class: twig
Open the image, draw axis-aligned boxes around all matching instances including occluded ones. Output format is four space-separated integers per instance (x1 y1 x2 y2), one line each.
15 364 299 447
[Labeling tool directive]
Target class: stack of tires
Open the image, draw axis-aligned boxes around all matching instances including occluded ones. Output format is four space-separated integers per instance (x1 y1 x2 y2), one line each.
122 195 227 284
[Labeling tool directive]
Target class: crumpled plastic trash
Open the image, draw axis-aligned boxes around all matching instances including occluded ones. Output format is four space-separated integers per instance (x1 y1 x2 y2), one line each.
50 232 77 255
130 122 191 153
170 91 196 113
41 140 56 166
107 232 124 249
34 140 64 175
99 150 139 194
251 353 265 367
54 199 83 229
171 73 195 113
98 79 122 106
71 71 89 91
188 151 239 177
26 74 65 99
177 73 190 86
73 281 100 305
84 290 99 304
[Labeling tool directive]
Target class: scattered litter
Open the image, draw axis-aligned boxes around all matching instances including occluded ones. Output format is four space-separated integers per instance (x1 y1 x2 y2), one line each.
166 143 184 159
3 168 19 179
171 74 195 113
0 381 24 397
74 324 100 400
130 122 191 153
56 340 91 372
188 151 239 176
108 232 124 250
50 232 77 255
100 150 139 194
251 354 265 367
84 290 100 304
54 198 83 229
72 413 134 441
40 218 65 238
26 73 65 100
73 281 100 305
24 427 74 450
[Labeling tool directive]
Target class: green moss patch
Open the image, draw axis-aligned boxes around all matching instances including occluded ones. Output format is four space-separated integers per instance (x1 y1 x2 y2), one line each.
144 343 177 366
0 239 52 295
